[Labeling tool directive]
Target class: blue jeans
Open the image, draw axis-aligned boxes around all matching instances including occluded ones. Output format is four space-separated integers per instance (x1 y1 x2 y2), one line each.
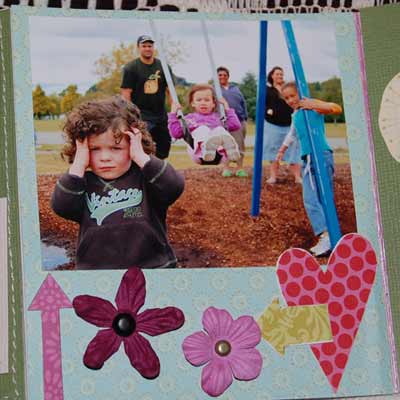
302 151 334 236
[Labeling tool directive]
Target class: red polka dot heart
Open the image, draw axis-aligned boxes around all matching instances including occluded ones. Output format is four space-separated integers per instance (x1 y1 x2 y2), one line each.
277 233 377 392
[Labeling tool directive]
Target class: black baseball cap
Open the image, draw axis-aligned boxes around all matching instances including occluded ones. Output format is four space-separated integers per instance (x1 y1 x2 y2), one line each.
137 35 154 45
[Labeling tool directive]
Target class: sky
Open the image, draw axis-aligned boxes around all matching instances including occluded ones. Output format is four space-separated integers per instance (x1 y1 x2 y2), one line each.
29 16 340 95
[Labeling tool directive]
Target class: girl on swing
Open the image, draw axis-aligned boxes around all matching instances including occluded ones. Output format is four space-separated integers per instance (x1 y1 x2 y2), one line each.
168 84 241 164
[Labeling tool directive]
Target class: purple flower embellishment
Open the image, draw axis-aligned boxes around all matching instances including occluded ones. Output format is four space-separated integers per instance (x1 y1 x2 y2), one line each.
73 268 184 379
182 307 263 397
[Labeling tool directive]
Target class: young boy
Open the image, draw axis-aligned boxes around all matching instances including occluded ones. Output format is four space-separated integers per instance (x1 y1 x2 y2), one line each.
51 96 184 270
276 82 342 257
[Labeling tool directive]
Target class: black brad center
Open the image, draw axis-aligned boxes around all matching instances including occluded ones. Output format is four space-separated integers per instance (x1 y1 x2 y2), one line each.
112 313 136 337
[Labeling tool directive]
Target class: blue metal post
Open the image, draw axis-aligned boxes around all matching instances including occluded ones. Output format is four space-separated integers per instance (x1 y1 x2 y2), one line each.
251 20 268 217
281 20 342 247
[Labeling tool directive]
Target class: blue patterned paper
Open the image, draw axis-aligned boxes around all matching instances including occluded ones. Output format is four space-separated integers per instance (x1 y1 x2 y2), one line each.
10 6 395 399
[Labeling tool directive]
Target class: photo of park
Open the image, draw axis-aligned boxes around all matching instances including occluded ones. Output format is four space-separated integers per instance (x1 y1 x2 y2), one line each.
30 15 357 270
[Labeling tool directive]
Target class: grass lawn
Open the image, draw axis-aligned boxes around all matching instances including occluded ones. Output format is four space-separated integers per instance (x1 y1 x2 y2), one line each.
325 123 347 138
36 152 68 175
36 146 349 175
35 119 347 139
36 148 248 174
246 120 347 138
34 120 348 173
34 119 64 132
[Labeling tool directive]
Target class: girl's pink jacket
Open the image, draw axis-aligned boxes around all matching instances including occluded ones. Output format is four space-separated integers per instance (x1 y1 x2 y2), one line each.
167 109 241 163
167 108 241 139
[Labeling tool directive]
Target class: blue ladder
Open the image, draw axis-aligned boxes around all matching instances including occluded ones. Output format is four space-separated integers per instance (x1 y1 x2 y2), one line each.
281 20 342 247
251 20 268 217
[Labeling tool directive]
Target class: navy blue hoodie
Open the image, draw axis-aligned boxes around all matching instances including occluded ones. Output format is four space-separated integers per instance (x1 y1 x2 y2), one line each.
51 156 184 270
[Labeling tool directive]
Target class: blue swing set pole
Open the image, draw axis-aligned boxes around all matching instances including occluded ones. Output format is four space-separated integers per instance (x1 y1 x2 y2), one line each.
281 20 342 247
251 20 268 217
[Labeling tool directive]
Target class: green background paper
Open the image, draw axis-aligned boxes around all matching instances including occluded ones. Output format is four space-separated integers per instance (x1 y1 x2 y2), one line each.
14 6 395 399
361 3 400 380
0 8 26 400
0 4 399 399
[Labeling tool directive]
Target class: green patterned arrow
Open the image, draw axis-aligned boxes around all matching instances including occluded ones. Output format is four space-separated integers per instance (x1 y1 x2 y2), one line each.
258 298 332 355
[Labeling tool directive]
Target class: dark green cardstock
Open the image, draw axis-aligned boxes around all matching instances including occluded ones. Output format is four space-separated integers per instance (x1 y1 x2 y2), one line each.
360 3 400 382
0 7 26 400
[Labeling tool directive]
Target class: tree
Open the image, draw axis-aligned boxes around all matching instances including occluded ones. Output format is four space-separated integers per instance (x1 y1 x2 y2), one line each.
60 85 82 114
47 94 61 119
321 77 344 123
175 85 191 114
94 43 136 96
239 72 257 121
309 81 322 98
309 77 344 123
32 85 48 119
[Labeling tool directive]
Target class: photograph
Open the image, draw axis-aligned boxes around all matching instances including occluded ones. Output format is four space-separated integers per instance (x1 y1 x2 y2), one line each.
30 15 357 270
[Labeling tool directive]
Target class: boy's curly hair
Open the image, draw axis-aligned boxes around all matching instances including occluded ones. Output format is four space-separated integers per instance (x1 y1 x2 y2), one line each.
62 96 156 164
188 84 217 112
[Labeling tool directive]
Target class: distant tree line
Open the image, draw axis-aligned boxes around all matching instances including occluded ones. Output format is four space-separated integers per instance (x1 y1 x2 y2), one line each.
32 42 345 124
309 77 345 123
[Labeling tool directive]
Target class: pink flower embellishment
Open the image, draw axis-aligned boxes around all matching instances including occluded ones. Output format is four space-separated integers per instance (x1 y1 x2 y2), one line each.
182 307 263 397
73 268 184 379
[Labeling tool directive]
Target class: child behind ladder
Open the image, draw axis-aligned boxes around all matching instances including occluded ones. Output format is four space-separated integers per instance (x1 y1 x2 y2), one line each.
276 82 342 257
168 84 241 165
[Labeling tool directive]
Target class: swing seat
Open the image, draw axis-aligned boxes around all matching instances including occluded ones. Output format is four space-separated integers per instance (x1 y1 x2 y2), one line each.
199 152 223 165
179 122 223 166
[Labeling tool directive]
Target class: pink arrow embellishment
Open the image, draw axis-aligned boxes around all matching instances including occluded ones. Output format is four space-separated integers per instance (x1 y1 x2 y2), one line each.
29 274 72 400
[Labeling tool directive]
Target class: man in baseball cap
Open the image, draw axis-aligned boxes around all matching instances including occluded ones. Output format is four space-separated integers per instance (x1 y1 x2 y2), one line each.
136 34 154 45
121 35 174 159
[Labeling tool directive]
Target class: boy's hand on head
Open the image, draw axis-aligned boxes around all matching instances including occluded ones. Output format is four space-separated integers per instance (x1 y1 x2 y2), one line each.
124 129 151 169
69 137 89 177
219 97 230 110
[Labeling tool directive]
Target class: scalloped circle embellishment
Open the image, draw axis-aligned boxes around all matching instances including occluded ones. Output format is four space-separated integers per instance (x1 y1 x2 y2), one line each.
378 72 400 162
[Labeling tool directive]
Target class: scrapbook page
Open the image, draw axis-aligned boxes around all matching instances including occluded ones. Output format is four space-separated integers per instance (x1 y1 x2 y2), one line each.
0 4 400 399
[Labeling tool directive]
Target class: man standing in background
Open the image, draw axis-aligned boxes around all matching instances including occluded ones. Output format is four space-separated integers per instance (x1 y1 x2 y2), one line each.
217 66 248 177
121 35 173 159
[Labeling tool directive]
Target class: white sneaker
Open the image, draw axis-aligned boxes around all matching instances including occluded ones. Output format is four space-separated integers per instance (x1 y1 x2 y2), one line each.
202 135 223 162
310 233 331 257
220 133 240 161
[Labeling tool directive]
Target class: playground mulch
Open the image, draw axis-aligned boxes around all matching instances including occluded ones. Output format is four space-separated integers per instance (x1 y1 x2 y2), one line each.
37 163 356 270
